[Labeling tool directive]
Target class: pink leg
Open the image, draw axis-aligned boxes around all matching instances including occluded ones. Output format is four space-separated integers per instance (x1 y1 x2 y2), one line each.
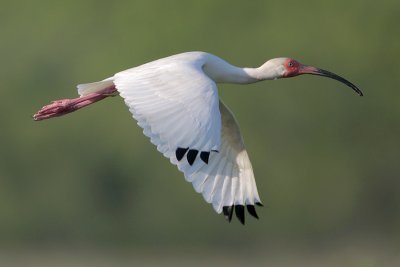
33 85 117 121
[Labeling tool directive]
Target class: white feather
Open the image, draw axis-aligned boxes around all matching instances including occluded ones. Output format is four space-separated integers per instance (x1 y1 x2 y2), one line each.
76 52 262 219
77 78 114 96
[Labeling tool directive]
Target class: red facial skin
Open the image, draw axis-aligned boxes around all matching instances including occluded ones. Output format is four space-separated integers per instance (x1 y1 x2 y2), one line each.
283 58 302 77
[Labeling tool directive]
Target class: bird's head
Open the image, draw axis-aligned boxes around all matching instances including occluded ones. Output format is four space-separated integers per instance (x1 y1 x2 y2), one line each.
260 57 363 96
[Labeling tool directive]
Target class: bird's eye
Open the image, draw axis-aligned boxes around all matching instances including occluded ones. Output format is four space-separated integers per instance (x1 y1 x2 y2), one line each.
288 61 294 67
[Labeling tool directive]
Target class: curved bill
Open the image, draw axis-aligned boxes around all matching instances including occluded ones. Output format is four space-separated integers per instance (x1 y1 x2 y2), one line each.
299 65 363 96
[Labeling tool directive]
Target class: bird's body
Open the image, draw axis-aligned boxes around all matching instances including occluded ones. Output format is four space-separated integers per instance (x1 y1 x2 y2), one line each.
34 51 362 224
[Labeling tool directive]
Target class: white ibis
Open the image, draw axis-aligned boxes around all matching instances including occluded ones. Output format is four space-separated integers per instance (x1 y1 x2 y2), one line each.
33 52 363 224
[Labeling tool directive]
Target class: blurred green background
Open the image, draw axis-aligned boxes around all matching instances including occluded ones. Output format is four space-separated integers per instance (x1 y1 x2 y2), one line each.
1 0 399 266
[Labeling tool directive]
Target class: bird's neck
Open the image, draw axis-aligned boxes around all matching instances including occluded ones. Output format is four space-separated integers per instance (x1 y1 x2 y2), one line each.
204 56 278 84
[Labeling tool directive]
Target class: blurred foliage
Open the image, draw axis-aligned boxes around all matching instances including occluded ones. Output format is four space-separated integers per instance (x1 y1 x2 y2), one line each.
1 0 399 264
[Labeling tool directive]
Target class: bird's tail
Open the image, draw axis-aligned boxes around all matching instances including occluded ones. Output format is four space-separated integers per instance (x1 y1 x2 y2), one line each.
77 77 115 96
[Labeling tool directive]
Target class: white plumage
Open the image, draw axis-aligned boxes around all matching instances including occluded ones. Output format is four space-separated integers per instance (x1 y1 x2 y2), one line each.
34 51 363 224
78 52 262 223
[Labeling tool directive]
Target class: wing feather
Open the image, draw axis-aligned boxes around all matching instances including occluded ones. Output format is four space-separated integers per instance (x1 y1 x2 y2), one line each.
111 53 262 223
114 57 221 153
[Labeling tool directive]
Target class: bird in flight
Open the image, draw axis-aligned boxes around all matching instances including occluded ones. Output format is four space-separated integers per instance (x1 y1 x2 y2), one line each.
33 52 363 224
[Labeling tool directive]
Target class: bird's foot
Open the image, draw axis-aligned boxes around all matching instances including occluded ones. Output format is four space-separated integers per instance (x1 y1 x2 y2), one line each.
33 86 117 121
33 98 82 121
33 94 107 121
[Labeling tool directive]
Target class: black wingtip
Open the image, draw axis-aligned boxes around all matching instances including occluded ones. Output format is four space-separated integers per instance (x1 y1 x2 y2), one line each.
246 205 259 219
223 206 234 222
200 151 210 164
223 204 262 224
235 205 245 225
187 149 199 165
176 147 188 161
255 202 264 207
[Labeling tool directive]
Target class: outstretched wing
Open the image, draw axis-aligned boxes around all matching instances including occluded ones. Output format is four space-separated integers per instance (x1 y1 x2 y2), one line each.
185 100 262 224
113 57 262 224
114 59 221 156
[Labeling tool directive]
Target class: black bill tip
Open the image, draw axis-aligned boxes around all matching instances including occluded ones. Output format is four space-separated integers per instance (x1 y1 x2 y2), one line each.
316 68 364 97
301 66 364 97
